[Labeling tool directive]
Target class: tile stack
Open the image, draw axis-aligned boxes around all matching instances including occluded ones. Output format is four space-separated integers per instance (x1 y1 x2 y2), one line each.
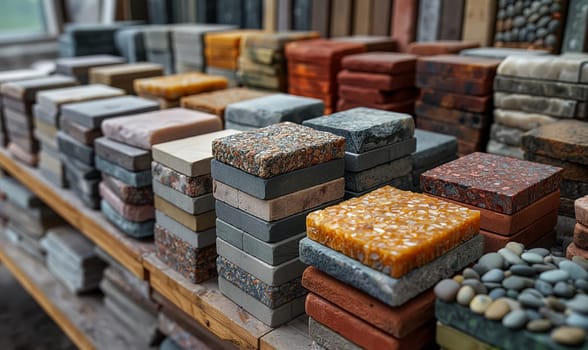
143 25 175 74
89 63 164 94
55 55 126 84
114 27 147 63
285 39 367 114
422 152 563 252
59 96 160 209
411 129 458 192
224 93 324 131
332 36 397 51
41 226 107 294
134 72 228 109
407 40 479 56
204 30 262 86
0 177 64 261
58 23 134 57
151 130 238 283
0 75 77 165
172 24 237 73
303 107 415 198
237 31 320 92
35 85 125 186
336 52 418 113
572 196 588 259
300 186 484 349
489 54 588 159
97 108 222 238
211 122 346 326
434 243 588 350
415 55 502 155
521 120 588 247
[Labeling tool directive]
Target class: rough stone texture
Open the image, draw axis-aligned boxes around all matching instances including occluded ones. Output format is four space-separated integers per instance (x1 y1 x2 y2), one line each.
574 223 588 250
494 75 588 101
212 122 345 178
524 153 588 183
491 123 524 147
421 152 563 214
0 75 77 102
493 109 558 131
419 88 492 113
152 162 211 197
36 84 124 117
416 74 493 96
100 200 154 238
486 140 525 160
344 138 416 172
153 196 215 232
152 181 214 215
99 182 154 222
417 54 501 80
413 129 458 170
181 87 271 118
341 52 417 74
521 120 588 166
101 108 222 150
495 92 588 119
56 132 94 165
154 211 216 249
94 137 151 172
337 70 415 91
344 156 412 192
299 235 484 307
497 55 588 83
309 317 361 350
154 224 217 283
95 156 152 187
302 266 435 338
415 102 490 130
102 175 153 205
576 196 588 226
302 107 415 153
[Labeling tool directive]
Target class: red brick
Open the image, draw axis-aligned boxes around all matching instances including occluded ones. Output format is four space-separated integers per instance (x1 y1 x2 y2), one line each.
289 75 335 93
419 89 492 113
415 101 490 130
337 70 415 90
339 85 418 104
341 52 417 74
285 39 366 64
416 74 493 96
407 40 480 56
574 223 588 250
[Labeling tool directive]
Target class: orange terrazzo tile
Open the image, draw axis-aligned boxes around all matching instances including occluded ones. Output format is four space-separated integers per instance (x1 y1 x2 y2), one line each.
306 186 480 278
134 72 228 100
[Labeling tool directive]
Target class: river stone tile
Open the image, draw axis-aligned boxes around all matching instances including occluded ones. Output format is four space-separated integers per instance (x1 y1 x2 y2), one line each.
521 120 588 166
61 96 159 128
421 152 563 214
413 129 458 170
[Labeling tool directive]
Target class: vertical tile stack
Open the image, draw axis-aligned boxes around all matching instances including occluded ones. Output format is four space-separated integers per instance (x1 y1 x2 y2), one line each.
0 75 77 165
521 120 588 248
415 55 502 155
34 85 125 186
97 108 222 238
285 39 367 114
407 40 479 56
411 129 458 192
89 63 164 94
336 52 418 112
115 27 147 63
59 96 160 209
150 130 238 283
143 25 175 74
223 93 324 130
0 177 64 261
41 226 107 294
134 72 228 109
211 122 346 326
303 108 416 198
237 31 320 92
571 196 588 259
422 152 563 252
300 186 484 349
55 55 126 84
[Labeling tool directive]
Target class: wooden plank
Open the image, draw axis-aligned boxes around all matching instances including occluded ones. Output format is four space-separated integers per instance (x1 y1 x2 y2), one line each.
0 149 153 280
0 234 146 350
144 253 273 350
260 315 312 350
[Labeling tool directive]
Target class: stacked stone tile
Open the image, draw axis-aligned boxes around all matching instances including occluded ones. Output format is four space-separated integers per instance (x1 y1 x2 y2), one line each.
237 31 319 92
89 63 164 94
407 40 479 56
134 72 228 109
58 23 134 57
303 108 415 198
59 96 160 209
55 55 125 84
571 196 588 259
143 25 175 74
411 129 458 192
211 122 346 326
300 185 484 349
422 152 563 252
97 108 222 238
151 130 238 283
172 24 237 73
41 226 107 294
223 93 324 130
415 55 502 155
0 75 77 165
114 27 147 63
434 242 588 349
489 54 588 159
35 85 125 186
336 52 418 113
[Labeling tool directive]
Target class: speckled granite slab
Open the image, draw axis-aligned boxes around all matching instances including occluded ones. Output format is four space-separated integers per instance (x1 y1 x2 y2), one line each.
421 152 563 214
299 235 484 307
217 256 306 308
102 175 153 205
302 108 414 153
151 162 211 197
497 54 588 83
36 84 124 118
493 109 558 131
152 180 214 215
413 129 458 170
61 96 159 128
101 200 154 238
1 75 77 102
345 138 416 172
521 120 588 166
212 122 345 178
494 75 588 101
95 156 152 187
490 123 524 147
94 137 151 172
224 94 324 128
155 210 216 248
345 156 412 192
215 218 304 266
495 92 588 119
57 131 94 165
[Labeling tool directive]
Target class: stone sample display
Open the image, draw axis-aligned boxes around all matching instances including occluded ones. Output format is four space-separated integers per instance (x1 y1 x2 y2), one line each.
180 87 271 121
89 62 164 94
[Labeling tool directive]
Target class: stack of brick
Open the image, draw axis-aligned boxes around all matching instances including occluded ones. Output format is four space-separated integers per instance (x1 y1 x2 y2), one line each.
407 40 479 56
172 24 237 73
415 55 501 155
300 185 484 349
211 122 346 326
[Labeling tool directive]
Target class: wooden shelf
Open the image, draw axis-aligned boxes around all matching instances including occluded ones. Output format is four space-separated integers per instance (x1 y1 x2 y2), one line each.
0 149 154 279
0 233 147 350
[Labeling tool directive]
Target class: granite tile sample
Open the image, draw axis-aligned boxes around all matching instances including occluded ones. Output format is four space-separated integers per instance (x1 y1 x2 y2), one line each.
212 122 344 178
490 123 524 146
213 178 344 222
521 120 588 166
299 235 484 307
576 196 588 226
102 175 153 205
0 75 77 102
421 152 563 214
95 156 152 187
345 138 416 172
495 92 588 119
337 70 415 91
36 84 125 117
419 88 492 113
413 129 458 170
497 55 588 83
101 200 154 238
101 108 222 150
152 180 214 215
134 72 228 100
415 102 489 130
60 116 102 146
61 96 160 128
154 224 217 283
0 177 43 208
151 162 211 197
341 52 417 74
284 39 366 64
344 157 412 193
494 75 588 101
525 153 588 183
94 137 151 172
217 256 306 308
309 317 362 350
415 74 493 96
154 196 216 232
224 94 324 128
100 182 154 222
155 210 216 248
416 54 501 80
180 87 270 117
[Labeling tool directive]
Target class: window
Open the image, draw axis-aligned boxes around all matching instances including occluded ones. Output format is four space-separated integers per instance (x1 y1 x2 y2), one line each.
0 0 59 43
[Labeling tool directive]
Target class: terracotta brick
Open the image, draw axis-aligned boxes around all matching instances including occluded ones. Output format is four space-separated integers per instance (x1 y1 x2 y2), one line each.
416 55 500 80
339 85 418 104
341 52 417 74
338 70 415 90
419 89 492 113
574 223 588 250
285 39 366 64
407 40 479 55
457 140 485 155
416 74 493 96
289 75 336 93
